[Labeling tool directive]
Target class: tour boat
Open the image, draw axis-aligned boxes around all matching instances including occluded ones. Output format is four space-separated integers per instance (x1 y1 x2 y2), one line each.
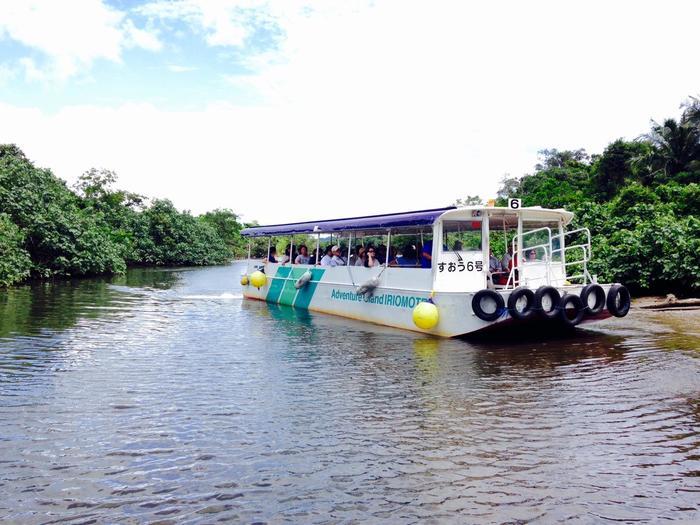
240 204 630 337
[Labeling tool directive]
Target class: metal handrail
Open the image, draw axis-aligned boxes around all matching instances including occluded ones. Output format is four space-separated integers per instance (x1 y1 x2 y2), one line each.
555 244 590 261
554 228 592 284
500 226 594 289
504 241 552 288
513 227 553 254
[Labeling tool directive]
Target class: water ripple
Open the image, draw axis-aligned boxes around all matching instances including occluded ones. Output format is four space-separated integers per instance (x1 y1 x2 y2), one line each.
0 264 699 523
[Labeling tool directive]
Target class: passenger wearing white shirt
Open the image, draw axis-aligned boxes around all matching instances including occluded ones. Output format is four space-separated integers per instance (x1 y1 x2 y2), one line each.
320 246 334 266
330 245 346 266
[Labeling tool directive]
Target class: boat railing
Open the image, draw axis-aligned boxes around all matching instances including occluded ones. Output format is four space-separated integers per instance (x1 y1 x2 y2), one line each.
502 228 553 288
500 226 593 289
551 227 593 284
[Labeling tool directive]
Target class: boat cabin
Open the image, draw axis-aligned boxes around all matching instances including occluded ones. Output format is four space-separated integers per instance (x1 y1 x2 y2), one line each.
241 205 593 294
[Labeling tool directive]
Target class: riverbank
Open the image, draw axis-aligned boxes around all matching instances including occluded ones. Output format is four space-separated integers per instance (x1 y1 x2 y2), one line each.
590 296 700 349
1 145 247 287
635 295 700 310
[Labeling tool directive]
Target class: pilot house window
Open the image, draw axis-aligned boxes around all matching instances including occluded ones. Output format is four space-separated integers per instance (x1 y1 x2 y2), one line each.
442 220 482 252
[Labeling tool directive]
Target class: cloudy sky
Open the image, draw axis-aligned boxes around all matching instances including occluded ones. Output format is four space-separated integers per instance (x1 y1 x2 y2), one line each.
1 0 699 224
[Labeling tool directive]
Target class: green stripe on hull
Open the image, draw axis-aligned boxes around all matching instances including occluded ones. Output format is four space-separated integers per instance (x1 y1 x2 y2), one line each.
279 268 307 306
294 268 325 309
265 266 290 303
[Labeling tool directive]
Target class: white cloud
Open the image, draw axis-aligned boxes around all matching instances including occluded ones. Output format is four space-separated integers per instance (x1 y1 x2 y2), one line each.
0 0 162 80
0 63 18 85
137 0 257 47
123 19 163 52
1 0 699 225
18 57 45 82
167 64 197 73
0 100 491 223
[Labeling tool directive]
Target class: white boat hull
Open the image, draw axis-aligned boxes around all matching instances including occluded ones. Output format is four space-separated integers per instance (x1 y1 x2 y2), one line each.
242 263 612 337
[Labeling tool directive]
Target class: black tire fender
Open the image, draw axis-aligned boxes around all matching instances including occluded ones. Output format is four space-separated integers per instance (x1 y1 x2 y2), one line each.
557 293 585 327
472 289 505 322
507 286 536 321
580 284 606 316
534 286 561 320
607 284 631 317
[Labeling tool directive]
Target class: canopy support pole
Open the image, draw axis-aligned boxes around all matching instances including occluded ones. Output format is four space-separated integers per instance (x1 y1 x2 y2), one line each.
386 228 392 266
315 234 320 265
267 237 271 263
559 219 567 282
289 236 294 265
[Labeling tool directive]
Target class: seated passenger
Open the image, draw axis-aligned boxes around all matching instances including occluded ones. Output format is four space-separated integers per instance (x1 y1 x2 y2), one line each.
376 245 387 265
453 240 463 251
355 246 369 266
386 247 398 266
264 246 278 264
489 249 502 273
294 244 311 264
420 239 433 268
364 247 380 267
331 245 346 266
489 248 508 285
349 246 364 266
396 244 418 266
526 249 537 262
502 246 512 270
320 246 334 266
280 244 292 264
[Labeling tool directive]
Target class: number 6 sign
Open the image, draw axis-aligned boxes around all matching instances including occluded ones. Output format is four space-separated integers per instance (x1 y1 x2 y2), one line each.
509 198 521 210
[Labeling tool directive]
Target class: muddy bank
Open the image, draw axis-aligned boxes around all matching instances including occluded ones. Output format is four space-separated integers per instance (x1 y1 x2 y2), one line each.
587 296 700 351
635 295 700 310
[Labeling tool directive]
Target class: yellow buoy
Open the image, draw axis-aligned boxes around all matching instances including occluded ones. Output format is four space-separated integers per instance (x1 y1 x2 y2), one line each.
250 270 267 289
413 300 439 330
240 274 249 286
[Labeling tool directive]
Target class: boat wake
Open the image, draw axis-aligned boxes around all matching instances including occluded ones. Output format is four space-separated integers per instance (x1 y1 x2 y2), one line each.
181 293 243 300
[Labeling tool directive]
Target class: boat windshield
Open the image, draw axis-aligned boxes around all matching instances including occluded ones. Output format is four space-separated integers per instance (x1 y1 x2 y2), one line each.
442 220 481 251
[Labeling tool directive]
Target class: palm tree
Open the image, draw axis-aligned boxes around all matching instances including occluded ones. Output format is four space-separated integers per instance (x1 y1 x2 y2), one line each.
682 96 700 128
634 117 700 182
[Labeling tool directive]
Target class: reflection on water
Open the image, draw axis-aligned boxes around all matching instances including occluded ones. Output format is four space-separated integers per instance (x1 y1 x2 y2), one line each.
0 268 180 340
1 263 699 523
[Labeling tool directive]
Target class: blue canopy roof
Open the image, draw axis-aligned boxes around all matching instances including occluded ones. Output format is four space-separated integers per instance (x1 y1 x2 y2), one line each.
241 206 455 237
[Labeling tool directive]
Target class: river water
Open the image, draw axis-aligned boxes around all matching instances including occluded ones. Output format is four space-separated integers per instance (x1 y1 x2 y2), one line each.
1 264 699 524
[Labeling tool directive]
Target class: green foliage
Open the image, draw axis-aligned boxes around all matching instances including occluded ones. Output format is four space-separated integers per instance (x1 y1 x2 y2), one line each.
133 199 231 266
493 97 700 294
535 148 590 170
609 183 660 218
238 222 316 260
496 175 520 204
0 145 244 286
0 151 127 278
0 213 31 287
199 208 245 257
591 139 650 199
636 117 700 183
454 195 483 206
590 208 700 293
276 235 316 257
654 182 700 216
